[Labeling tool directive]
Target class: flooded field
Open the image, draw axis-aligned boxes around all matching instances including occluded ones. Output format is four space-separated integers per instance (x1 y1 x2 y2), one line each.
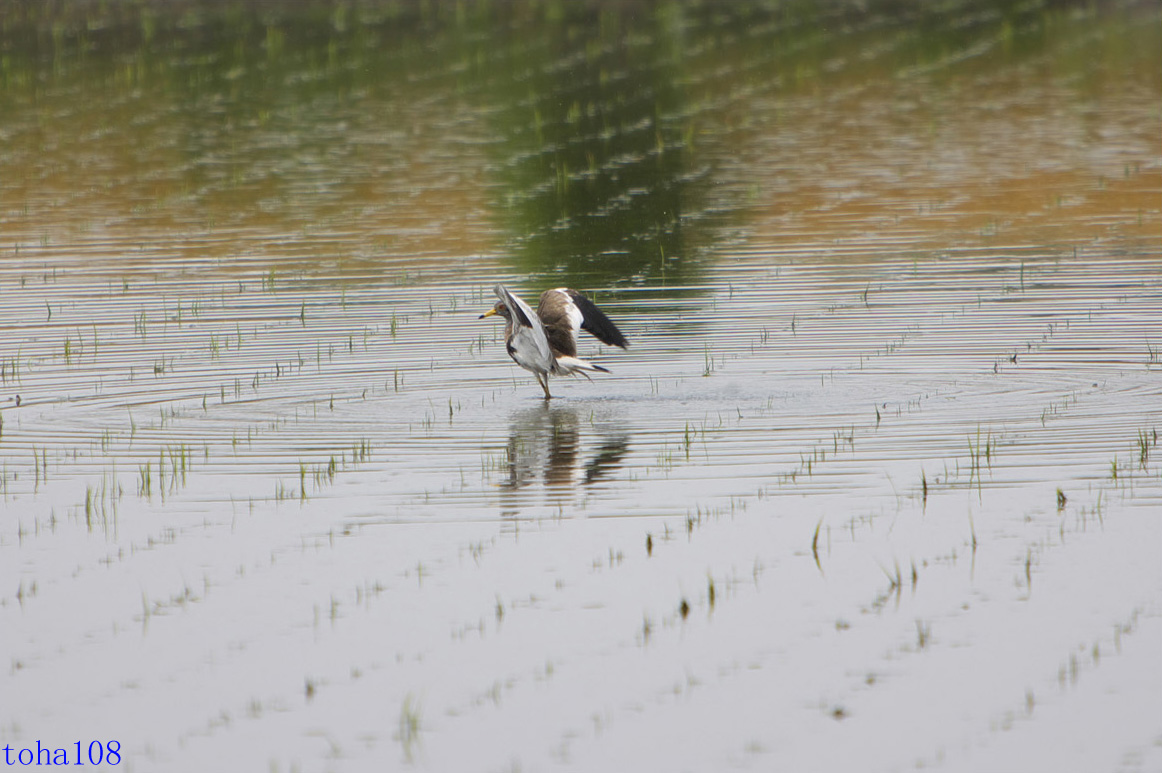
1 1 1160 771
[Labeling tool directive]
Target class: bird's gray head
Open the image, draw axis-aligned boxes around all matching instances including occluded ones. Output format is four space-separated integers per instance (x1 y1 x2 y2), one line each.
478 301 511 321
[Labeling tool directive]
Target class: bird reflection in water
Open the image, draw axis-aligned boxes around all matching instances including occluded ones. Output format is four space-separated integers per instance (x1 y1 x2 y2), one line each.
498 404 629 516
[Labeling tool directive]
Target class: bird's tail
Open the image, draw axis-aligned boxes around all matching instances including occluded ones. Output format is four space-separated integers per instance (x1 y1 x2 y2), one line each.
553 356 610 376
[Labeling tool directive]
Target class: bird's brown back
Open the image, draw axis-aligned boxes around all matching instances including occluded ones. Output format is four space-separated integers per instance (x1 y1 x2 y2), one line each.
537 292 578 358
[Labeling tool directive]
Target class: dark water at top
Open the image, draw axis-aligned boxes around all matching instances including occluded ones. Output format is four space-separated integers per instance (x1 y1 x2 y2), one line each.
4 0 1157 288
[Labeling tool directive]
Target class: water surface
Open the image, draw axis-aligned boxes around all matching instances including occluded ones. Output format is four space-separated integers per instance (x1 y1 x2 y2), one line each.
1 2 1160 771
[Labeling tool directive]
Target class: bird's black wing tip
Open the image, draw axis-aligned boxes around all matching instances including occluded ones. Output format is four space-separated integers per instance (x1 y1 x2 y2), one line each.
567 290 629 349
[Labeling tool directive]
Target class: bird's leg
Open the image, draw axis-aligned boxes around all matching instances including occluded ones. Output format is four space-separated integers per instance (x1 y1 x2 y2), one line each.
537 373 552 400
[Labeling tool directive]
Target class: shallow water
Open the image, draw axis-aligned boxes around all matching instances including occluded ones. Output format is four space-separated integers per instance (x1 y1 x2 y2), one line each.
2 1 1161 771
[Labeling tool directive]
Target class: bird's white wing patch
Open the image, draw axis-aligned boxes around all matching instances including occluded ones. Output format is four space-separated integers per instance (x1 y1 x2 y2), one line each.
494 284 553 372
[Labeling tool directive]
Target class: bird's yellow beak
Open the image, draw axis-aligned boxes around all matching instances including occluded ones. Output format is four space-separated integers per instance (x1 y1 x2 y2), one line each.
479 308 498 319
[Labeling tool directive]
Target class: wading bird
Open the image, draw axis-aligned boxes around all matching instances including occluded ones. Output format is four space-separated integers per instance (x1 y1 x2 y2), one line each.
479 284 629 399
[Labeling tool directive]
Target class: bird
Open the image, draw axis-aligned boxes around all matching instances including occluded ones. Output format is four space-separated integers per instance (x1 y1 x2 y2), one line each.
479 284 629 399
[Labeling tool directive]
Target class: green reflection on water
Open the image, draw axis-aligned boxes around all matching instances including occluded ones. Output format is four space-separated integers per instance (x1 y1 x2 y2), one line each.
0 0 1157 289
467 4 720 290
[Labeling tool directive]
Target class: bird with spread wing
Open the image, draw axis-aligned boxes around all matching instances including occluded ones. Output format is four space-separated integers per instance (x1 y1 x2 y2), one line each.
479 284 629 399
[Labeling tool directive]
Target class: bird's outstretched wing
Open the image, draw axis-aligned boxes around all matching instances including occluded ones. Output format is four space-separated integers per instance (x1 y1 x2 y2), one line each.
564 289 629 349
494 284 554 371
